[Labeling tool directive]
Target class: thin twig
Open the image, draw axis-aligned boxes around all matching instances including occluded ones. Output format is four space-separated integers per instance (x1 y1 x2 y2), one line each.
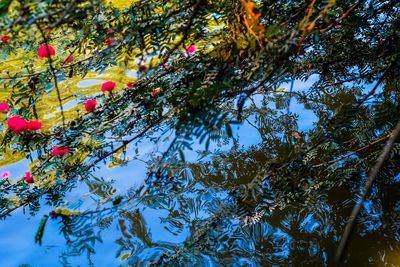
355 62 393 109
280 8 303 27
335 118 400 263
317 72 377 89
79 134 178 217
320 0 361 33
87 108 176 169
89 120 161 167
313 132 393 167
61 35 87 67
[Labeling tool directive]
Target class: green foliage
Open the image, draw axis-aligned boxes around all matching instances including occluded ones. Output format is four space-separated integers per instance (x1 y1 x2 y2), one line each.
0 0 399 265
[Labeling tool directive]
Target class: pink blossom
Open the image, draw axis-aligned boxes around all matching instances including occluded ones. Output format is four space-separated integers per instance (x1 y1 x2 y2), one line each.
1 171 10 178
0 102 10 113
162 63 169 68
152 89 158 96
25 172 34 184
85 99 97 112
7 116 27 134
52 146 69 157
38 45 56 58
108 29 113 33
101 81 116 92
186 46 196 54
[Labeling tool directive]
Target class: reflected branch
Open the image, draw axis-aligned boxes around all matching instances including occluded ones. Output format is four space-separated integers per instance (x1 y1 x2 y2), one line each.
335 118 400 263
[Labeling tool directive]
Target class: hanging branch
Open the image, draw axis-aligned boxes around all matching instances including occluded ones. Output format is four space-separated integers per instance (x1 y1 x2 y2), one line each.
335 118 400 263
161 0 203 65
36 22 66 129
355 62 393 109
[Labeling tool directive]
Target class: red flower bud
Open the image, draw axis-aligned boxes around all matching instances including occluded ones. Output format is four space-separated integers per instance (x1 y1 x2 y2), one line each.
186 46 196 54
1 171 10 179
126 81 137 87
139 65 147 72
52 146 69 157
1 35 10 42
38 45 56 58
105 38 115 45
101 81 116 92
25 172 34 184
85 99 97 112
0 102 10 112
65 56 74 63
7 116 27 134
27 120 43 131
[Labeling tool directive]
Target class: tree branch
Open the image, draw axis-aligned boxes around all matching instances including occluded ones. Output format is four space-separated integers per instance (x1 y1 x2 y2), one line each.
36 22 66 129
320 0 361 33
313 132 393 167
355 62 393 109
335 118 400 263
161 0 203 65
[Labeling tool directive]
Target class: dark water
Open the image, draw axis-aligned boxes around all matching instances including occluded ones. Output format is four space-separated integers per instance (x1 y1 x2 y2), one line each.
1 79 399 267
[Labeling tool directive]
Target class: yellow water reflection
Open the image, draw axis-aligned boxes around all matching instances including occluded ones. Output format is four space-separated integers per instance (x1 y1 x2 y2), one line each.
0 52 137 168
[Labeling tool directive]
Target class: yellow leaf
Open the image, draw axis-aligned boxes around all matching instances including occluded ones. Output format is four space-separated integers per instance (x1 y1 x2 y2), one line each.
55 207 81 216
120 252 131 261
106 0 138 9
